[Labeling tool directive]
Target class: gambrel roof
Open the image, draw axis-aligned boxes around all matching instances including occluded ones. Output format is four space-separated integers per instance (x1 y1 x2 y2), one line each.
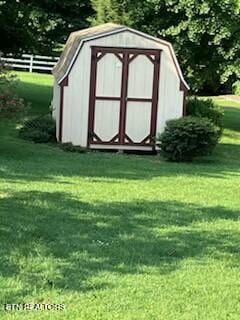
52 23 189 90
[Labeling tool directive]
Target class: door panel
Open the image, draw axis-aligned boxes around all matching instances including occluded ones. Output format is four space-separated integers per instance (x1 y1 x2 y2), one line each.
94 100 120 142
125 101 152 143
96 53 123 97
127 55 154 99
125 53 156 144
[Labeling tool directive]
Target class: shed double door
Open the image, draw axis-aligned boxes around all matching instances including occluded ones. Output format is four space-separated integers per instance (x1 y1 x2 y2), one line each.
88 46 161 148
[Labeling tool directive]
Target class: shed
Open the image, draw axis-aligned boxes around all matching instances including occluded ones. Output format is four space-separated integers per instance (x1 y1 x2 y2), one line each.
52 23 189 151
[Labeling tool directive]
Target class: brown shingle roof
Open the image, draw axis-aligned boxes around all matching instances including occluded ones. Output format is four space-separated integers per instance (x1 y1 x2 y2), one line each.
52 23 125 83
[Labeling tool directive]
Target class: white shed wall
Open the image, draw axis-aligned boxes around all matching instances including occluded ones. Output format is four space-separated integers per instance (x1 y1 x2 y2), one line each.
61 30 184 146
52 80 61 139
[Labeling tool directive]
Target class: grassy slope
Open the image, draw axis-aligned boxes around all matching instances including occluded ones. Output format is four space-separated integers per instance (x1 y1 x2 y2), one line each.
0 72 240 319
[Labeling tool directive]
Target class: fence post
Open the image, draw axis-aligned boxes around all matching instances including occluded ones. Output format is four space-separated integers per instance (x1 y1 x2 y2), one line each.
29 55 33 72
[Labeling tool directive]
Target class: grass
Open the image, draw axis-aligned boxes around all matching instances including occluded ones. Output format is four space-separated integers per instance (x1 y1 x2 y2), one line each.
0 71 240 319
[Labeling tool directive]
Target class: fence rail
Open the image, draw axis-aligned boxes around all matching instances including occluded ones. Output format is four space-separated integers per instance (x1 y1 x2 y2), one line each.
1 54 59 73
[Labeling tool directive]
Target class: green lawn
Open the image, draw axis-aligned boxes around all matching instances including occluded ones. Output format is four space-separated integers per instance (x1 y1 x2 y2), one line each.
0 71 240 319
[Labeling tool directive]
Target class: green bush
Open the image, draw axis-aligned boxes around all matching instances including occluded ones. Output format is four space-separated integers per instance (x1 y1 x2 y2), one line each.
0 55 28 117
0 90 27 117
19 114 56 143
157 117 221 162
187 97 224 128
59 143 87 153
232 81 240 96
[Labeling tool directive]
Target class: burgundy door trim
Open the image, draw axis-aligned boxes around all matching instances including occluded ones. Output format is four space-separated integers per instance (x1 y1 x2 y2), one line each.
88 46 161 147
180 82 188 116
95 96 152 103
150 52 161 140
91 46 162 55
95 96 121 101
119 52 129 144
58 76 68 142
87 47 98 147
127 97 152 102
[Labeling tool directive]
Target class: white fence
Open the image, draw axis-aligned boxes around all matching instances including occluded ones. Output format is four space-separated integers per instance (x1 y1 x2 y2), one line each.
1 54 59 73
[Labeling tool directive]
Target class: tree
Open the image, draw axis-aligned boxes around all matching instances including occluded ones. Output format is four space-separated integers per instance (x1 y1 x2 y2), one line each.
0 1 35 54
92 0 240 93
0 0 93 55
30 0 93 53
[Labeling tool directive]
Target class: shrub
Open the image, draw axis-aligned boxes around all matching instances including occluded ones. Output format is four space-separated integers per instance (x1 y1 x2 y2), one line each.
157 117 221 162
0 55 27 117
19 114 56 143
59 143 87 153
232 80 240 96
0 90 27 117
186 97 224 128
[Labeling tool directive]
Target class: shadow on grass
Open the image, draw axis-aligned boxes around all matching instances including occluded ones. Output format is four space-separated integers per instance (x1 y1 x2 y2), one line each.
0 139 240 183
0 191 239 299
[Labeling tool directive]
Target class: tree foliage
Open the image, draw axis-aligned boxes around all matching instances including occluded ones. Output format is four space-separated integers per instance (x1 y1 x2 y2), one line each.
187 97 224 128
0 0 93 55
1 0 239 93
92 0 240 93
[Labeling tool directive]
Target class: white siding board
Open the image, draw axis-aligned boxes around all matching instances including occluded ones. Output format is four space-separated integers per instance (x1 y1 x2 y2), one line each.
52 80 60 139
90 144 152 151
61 83 72 143
157 52 167 133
